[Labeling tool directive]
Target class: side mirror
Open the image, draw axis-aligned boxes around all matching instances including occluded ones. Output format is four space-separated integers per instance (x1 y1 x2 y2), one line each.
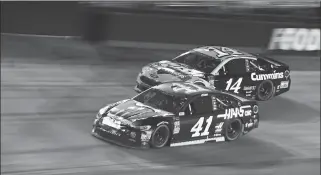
207 75 216 86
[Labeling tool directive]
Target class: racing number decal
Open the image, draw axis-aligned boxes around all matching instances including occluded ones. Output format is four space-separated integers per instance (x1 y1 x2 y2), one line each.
191 116 213 137
172 83 197 93
225 78 243 93
172 83 206 94
207 47 243 58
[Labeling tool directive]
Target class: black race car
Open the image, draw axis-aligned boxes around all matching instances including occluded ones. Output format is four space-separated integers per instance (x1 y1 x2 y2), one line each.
92 82 259 149
135 46 291 101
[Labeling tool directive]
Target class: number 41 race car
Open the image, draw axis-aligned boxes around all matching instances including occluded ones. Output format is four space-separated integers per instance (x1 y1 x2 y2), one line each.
135 46 291 101
92 82 259 149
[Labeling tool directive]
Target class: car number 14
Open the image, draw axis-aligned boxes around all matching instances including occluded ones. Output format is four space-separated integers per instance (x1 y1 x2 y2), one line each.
191 116 213 137
225 78 243 93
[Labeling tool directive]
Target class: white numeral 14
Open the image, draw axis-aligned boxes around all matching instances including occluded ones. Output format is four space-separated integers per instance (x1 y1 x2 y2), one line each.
191 116 213 137
225 78 243 93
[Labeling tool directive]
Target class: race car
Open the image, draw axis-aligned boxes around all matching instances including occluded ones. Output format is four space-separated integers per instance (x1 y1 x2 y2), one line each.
92 82 259 149
134 46 291 101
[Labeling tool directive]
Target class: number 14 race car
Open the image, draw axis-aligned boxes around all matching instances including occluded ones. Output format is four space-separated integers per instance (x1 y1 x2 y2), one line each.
135 46 291 101
92 82 259 149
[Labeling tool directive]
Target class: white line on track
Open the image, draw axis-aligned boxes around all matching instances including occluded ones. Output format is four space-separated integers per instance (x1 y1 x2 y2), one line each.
1 33 80 39
1 81 123 87
2 157 319 175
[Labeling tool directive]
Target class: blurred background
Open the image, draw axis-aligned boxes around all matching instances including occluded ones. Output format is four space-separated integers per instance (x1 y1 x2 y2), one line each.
1 1 320 175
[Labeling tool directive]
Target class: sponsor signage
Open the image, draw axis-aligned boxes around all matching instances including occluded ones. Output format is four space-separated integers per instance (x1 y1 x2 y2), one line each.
217 105 251 120
251 72 284 81
268 28 320 51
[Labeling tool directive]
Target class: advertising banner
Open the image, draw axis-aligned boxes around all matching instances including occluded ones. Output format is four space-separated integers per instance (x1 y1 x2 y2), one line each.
268 28 320 51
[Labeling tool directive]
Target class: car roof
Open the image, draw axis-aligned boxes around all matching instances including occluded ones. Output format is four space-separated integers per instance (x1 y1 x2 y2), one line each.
192 46 254 60
153 82 253 102
153 82 213 97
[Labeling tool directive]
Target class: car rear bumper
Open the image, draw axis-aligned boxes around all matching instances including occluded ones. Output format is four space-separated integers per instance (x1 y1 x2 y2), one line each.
275 77 291 96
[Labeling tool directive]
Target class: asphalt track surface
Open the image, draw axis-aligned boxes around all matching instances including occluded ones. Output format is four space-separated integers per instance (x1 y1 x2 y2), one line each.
1 35 320 175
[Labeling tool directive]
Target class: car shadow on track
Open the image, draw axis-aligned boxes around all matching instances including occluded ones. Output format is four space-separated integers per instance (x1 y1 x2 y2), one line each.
117 135 294 169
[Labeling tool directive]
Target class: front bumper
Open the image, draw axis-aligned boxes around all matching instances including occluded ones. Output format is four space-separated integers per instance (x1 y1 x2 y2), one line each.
92 118 151 149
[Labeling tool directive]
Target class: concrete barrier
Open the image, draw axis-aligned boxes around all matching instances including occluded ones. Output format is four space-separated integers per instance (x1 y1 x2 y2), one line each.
1 1 82 36
82 8 319 56
1 2 319 58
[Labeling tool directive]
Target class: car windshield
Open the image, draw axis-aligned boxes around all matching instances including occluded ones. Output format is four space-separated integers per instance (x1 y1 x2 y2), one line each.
133 88 187 113
173 52 222 74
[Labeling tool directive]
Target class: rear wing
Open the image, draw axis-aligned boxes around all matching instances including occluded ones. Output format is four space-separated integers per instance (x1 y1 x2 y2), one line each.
253 53 289 69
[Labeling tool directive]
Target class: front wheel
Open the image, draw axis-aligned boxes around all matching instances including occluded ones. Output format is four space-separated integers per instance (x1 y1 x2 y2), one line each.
256 80 275 101
150 124 171 148
224 118 243 141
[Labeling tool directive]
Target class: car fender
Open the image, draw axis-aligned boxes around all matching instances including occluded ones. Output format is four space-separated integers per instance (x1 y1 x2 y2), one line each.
157 120 169 126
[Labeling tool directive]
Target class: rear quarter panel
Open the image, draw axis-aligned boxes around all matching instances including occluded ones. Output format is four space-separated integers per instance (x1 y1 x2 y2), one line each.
239 101 260 134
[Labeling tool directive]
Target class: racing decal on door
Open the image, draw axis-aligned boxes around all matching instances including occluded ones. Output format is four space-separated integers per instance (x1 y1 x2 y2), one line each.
251 72 284 81
211 96 217 111
173 120 180 134
225 78 243 93
214 122 224 133
217 105 252 119
191 116 213 137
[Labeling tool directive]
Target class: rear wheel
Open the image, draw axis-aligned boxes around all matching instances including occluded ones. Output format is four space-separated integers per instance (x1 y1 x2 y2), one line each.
224 119 243 141
256 80 274 101
150 124 170 148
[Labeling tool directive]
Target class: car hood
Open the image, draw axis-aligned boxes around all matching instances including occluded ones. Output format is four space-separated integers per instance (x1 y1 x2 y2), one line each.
107 99 173 121
149 60 205 81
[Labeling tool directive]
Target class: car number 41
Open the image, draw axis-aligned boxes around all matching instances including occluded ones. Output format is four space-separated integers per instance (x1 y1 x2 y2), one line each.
191 116 213 137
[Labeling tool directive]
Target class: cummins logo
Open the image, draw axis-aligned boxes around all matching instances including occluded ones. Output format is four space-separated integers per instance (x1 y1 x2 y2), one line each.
251 72 283 81
268 28 320 51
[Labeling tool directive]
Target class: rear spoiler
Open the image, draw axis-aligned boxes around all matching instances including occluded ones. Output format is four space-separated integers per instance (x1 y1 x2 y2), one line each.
253 53 289 69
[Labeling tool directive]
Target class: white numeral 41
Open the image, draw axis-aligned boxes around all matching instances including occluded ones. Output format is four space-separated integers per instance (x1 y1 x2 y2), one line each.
191 116 213 137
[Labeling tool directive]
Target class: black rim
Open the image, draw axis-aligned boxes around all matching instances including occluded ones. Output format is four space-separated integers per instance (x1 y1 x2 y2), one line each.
259 82 272 99
227 121 241 139
153 126 169 147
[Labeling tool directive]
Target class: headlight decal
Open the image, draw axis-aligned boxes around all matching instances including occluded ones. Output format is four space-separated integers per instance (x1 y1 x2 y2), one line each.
142 66 155 74
139 125 152 131
141 130 152 141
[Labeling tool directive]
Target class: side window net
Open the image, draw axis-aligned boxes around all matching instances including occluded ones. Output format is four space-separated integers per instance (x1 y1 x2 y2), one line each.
185 96 213 115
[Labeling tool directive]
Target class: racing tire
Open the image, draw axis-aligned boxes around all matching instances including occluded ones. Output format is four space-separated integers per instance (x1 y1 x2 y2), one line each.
150 124 171 148
256 80 275 101
224 118 243 141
